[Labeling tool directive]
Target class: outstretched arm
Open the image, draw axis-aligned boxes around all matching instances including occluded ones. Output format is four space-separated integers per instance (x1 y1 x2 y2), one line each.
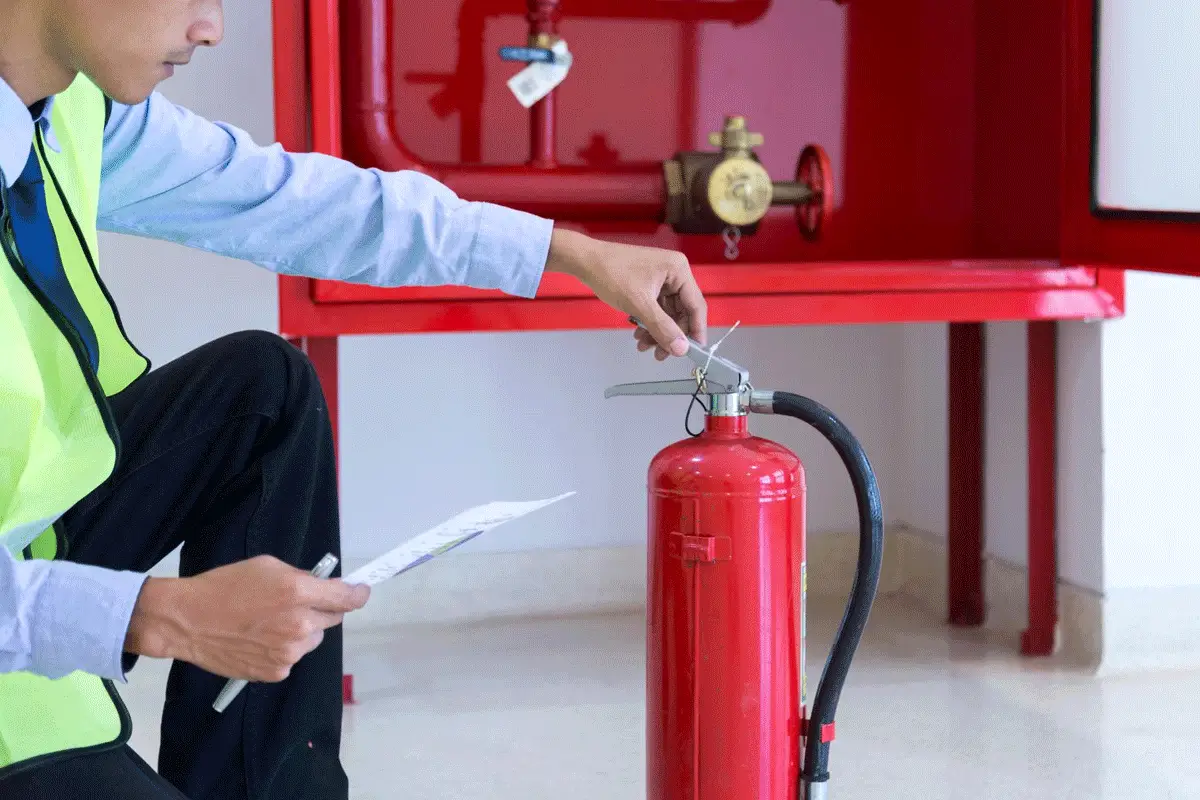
98 91 551 298
98 91 706 355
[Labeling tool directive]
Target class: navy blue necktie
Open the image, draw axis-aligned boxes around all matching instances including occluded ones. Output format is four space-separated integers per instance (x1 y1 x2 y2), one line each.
7 140 100 371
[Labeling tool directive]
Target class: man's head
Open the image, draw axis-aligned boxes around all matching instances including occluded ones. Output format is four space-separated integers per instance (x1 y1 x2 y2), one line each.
40 0 223 105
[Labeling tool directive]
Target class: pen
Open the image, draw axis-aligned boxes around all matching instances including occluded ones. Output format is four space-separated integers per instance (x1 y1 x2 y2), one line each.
212 552 340 713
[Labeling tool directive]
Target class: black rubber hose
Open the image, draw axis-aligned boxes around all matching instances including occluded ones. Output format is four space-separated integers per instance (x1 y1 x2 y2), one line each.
768 391 884 791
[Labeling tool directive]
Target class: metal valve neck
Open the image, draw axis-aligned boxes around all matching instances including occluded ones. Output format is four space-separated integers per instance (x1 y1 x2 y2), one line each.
708 392 746 417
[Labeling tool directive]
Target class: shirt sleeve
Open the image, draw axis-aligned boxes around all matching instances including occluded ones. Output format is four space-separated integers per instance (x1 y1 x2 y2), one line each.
0 543 147 682
96 92 552 298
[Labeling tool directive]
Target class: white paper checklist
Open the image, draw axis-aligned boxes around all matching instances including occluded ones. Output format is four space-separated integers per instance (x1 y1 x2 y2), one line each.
341 492 576 587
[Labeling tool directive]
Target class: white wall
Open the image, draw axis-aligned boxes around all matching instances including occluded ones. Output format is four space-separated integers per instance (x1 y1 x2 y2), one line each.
894 324 947 537
1100 272 1200 591
1056 320 1106 592
96 0 932 566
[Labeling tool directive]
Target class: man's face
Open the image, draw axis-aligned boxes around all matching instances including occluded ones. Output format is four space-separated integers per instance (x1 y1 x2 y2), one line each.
53 0 224 104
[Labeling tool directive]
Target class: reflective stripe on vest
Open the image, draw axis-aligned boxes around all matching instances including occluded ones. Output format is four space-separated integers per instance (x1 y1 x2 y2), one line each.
0 72 149 775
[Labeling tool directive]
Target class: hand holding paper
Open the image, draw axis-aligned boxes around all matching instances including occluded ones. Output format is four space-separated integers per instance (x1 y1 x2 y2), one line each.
212 491 575 712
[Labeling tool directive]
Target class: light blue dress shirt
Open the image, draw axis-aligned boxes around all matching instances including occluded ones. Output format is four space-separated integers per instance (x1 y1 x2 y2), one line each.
0 76 554 682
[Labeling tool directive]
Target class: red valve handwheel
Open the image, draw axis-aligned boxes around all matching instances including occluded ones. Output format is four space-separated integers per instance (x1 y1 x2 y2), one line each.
796 144 833 241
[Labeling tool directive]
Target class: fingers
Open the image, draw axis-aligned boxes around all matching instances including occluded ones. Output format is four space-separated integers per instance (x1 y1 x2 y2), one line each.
660 255 707 347
632 319 672 360
311 609 347 629
630 252 707 359
676 274 708 346
638 302 688 358
303 629 325 655
633 328 670 362
261 629 325 682
299 576 372 613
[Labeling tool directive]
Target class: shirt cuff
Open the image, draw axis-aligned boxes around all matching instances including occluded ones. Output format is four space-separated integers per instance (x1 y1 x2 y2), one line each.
30 560 149 683
465 203 553 299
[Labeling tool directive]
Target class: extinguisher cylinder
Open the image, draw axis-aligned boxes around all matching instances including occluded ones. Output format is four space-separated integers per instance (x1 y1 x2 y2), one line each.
751 389 884 796
646 412 806 800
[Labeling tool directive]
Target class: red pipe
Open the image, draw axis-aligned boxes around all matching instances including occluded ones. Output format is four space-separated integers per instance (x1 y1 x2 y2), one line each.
341 0 668 221
465 0 769 25
271 0 306 152
309 0 342 157
527 0 559 169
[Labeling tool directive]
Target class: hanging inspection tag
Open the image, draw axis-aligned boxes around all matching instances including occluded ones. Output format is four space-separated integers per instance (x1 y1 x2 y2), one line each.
507 40 572 108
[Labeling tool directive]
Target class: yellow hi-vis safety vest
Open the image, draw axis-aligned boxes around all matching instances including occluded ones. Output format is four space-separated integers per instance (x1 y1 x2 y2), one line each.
0 72 150 775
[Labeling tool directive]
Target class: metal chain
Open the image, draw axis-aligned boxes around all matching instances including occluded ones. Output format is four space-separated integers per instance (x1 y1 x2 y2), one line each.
722 225 741 261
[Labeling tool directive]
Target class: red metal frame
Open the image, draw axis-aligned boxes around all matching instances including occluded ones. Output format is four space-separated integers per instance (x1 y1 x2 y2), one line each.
290 262 1121 335
267 0 1177 663
1024 321 1058 655
1061 0 1200 276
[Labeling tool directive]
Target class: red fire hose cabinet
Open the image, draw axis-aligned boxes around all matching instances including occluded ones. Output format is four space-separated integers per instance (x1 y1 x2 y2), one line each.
271 0 1200 656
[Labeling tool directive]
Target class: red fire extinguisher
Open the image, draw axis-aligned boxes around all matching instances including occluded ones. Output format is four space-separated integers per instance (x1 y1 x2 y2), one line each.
608 319 884 800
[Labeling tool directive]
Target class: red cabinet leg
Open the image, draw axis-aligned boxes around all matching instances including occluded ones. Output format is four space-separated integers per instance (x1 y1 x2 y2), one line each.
1022 321 1057 656
948 323 985 626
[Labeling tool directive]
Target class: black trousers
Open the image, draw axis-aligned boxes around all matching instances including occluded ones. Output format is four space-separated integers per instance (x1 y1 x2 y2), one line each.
0 331 347 800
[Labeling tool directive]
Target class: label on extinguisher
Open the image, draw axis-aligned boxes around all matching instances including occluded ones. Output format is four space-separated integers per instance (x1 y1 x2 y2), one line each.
507 40 572 108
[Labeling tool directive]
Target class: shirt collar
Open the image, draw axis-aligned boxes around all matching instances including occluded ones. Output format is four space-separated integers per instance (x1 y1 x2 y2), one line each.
0 73 63 190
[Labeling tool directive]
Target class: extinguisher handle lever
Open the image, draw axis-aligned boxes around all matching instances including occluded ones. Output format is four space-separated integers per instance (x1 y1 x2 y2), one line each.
603 379 723 398
625 316 750 392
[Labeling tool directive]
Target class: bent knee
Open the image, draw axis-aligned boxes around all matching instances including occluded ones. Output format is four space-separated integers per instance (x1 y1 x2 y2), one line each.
207 331 323 418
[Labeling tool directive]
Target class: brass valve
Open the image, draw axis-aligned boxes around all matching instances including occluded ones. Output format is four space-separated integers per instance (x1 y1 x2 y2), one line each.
704 117 774 228
708 115 764 153
663 114 833 241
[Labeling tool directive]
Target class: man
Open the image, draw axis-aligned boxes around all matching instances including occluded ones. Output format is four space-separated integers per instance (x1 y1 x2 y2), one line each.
0 1 706 798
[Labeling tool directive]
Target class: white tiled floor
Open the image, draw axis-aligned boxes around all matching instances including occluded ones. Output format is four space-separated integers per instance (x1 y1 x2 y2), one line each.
119 595 1200 799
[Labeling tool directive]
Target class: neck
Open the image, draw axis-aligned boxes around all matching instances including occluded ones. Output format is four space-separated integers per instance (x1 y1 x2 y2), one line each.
0 2 74 107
